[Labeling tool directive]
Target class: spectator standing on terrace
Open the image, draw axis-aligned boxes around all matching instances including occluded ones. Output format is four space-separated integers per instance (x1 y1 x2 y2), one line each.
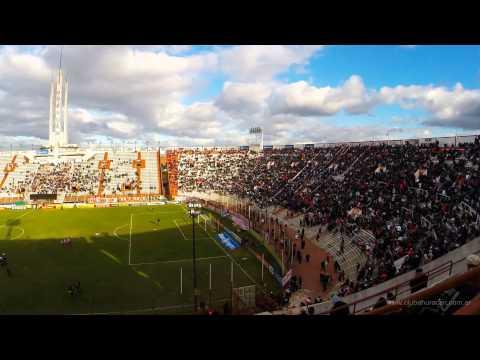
334 260 341 273
297 251 302 264
386 292 396 305
409 268 429 294
321 259 326 272
329 295 350 316
320 272 330 292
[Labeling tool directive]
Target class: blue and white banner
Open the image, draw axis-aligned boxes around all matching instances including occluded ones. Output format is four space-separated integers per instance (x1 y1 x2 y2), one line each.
216 232 240 250
224 227 243 244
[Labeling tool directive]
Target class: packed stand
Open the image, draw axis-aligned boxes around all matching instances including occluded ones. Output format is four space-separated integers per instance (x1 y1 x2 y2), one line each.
177 136 480 297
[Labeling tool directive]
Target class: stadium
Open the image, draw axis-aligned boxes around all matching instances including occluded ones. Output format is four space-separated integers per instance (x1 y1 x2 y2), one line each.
1 46 479 316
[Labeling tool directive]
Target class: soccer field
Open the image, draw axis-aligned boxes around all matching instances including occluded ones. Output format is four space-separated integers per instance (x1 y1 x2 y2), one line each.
0 204 280 314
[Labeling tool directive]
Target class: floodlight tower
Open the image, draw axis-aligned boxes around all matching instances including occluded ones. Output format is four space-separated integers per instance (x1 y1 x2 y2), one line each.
248 127 263 152
188 202 202 313
49 47 69 148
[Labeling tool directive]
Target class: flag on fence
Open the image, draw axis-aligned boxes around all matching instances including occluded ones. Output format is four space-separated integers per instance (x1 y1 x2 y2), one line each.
282 269 293 288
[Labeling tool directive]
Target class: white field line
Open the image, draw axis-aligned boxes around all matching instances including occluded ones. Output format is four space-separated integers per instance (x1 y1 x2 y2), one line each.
0 224 25 240
125 213 212 266
13 227 24 240
174 219 189 241
71 298 231 315
113 223 129 241
1 210 30 240
202 224 259 287
130 255 228 266
129 213 133 265
14 211 32 220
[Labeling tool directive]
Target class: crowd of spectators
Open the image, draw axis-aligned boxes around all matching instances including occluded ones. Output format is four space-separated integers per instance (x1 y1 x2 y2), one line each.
177 136 480 296
30 161 100 195
0 154 144 196
31 163 74 193
179 148 250 194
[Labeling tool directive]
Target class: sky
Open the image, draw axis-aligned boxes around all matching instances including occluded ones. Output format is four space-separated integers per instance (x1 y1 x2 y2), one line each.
0 45 479 147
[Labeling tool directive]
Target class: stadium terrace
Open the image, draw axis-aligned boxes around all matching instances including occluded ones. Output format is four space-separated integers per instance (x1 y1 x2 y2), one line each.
1 53 479 316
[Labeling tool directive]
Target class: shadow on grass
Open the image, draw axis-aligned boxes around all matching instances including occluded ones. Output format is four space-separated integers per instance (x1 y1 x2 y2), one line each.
0 221 260 314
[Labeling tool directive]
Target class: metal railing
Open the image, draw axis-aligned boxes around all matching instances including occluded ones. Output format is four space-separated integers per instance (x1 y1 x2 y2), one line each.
315 259 455 315
367 261 480 315
314 248 480 315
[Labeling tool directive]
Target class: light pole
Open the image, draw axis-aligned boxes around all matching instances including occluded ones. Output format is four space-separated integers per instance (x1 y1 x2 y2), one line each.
188 202 202 313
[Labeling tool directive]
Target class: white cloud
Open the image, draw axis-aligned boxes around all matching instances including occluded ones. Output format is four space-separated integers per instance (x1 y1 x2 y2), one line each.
215 81 272 114
219 45 323 81
131 45 193 54
0 45 478 147
0 45 221 143
269 75 378 116
379 83 480 129
157 102 225 140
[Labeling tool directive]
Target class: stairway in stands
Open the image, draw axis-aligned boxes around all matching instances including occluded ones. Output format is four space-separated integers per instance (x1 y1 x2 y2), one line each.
0 154 17 190
313 228 369 283
141 151 160 194
97 152 110 196
56 192 66 203
166 150 180 198
332 148 368 182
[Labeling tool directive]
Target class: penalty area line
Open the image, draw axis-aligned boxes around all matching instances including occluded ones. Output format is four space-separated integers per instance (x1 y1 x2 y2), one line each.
129 213 133 265
11 210 33 221
71 297 231 315
174 219 189 241
130 255 228 266
203 226 259 287
113 223 129 241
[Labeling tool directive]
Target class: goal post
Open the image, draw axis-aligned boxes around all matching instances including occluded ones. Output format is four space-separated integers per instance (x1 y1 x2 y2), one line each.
199 214 212 232
232 285 256 314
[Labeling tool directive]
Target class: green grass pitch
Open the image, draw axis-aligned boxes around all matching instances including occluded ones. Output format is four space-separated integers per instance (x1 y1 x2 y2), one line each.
0 204 279 314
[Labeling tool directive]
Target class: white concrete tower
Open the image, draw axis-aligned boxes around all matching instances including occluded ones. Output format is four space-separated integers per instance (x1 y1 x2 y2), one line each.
49 48 69 148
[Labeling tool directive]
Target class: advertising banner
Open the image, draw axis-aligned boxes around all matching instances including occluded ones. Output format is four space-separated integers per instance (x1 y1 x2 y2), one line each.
230 213 249 230
78 203 95 208
282 269 293 287
224 226 243 244
216 232 240 250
